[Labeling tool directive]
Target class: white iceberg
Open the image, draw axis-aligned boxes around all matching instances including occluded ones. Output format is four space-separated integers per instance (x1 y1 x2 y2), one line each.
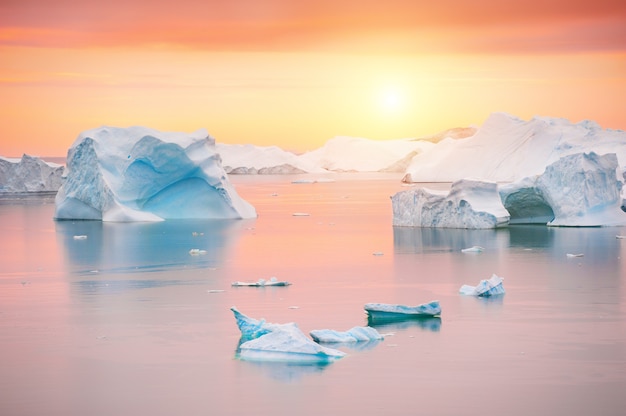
403 112 626 183
392 179 510 229
231 277 291 287
230 307 346 363
54 126 256 222
460 274 506 297
0 154 64 193
364 300 442 323
500 152 626 226
309 326 384 343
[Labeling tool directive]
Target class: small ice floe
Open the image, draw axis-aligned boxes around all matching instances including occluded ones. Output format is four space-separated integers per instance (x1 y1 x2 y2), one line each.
566 253 584 258
191 231 204 237
364 301 441 323
460 274 505 297
615 235 626 239
461 245 484 253
372 251 384 256
310 326 384 343
73 235 88 240
207 289 225 293
292 212 310 217
230 307 345 363
189 248 207 255
288 306 300 309
231 277 291 287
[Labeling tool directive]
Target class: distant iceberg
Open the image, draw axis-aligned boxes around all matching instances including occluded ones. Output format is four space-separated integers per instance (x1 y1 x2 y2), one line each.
309 326 383 343
0 154 64 193
364 300 441 324
460 274 505 297
500 152 626 226
230 307 346 363
216 143 325 174
54 126 256 222
299 136 434 173
231 277 291 287
392 179 510 229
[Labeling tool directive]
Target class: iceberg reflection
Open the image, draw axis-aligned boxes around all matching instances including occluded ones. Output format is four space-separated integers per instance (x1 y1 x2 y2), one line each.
56 218 252 274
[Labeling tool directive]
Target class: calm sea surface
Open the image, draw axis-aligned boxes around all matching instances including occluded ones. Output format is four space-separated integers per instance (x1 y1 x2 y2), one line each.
1 173 625 416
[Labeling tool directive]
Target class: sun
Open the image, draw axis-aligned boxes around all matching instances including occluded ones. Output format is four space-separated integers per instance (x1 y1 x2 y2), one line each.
377 86 406 114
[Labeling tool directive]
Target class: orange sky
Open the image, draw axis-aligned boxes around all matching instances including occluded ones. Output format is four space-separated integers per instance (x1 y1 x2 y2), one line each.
1 0 625 157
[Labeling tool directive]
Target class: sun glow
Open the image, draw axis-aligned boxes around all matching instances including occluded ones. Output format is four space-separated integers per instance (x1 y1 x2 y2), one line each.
377 85 407 114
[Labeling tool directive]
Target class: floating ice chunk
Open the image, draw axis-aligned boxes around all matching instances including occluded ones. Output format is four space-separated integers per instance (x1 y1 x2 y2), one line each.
566 253 584 258
461 245 484 253
292 212 310 216
372 251 384 256
73 235 88 240
309 326 384 343
460 274 505 297
364 301 441 323
230 307 346 363
231 277 291 287
189 248 207 255
615 235 626 239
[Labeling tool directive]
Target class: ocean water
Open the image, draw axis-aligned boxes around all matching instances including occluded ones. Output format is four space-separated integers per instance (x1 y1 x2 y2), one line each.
1 173 625 416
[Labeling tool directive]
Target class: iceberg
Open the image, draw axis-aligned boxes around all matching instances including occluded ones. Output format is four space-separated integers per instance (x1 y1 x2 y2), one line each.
403 112 626 183
500 152 626 226
364 300 441 324
0 154 64 193
392 179 510 229
309 326 384 343
460 274 506 297
230 307 346 363
54 126 256 222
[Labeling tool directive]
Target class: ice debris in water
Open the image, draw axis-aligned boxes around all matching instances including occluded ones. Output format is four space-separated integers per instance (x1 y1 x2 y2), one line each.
309 327 384 343
230 307 346 363
364 301 442 322
231 277 291 287
461 245 484 253
73 235 88 240
566 253 584 258
189 249 207 255
460 274 505 297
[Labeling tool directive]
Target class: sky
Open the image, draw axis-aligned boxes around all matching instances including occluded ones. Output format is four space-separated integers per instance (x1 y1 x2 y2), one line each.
1 0 625 157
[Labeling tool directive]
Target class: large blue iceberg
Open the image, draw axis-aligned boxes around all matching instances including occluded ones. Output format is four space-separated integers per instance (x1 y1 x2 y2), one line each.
54 126 256 221
230 307 346 363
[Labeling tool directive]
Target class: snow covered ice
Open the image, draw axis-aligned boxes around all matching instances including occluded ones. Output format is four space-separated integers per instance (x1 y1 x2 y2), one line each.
0 154 64 193
402 112 626 183
54 126 256 222
230 307 346 363
460 274 506 297
392 179 510 229
309 326 384 343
